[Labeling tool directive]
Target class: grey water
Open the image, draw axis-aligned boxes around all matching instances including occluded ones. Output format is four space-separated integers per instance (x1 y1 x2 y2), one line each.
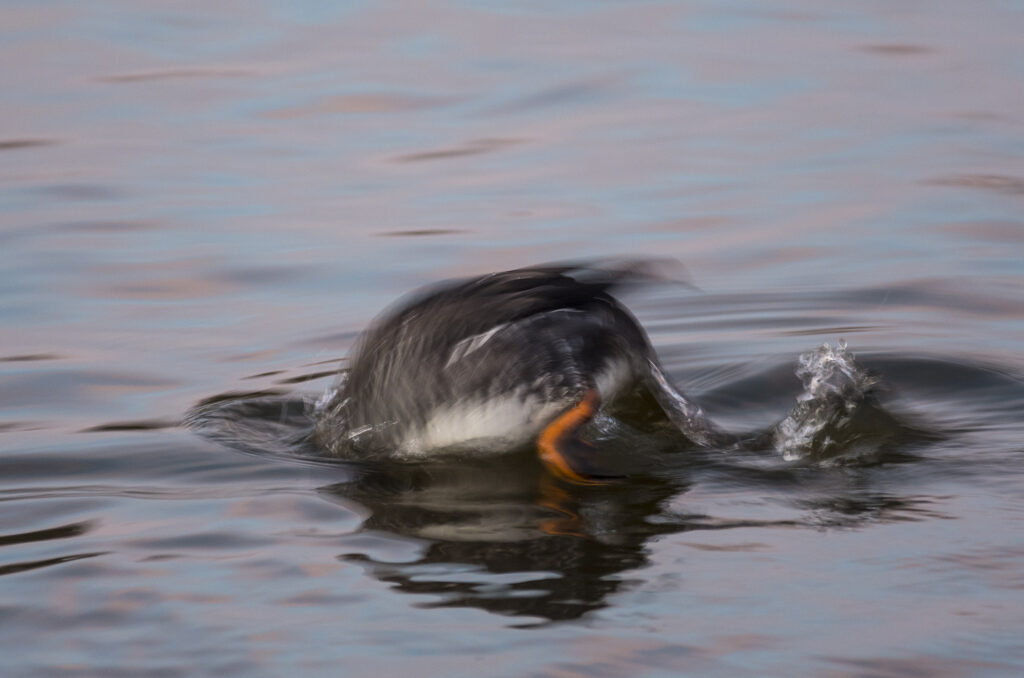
2 1 1024 676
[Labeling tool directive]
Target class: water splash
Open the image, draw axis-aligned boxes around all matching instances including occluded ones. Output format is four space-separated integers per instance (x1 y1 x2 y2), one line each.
773 342 880 461
313 382 342 418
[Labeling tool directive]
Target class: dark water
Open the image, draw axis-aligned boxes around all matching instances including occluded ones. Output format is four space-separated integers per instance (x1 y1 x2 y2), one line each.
3 1 1024 675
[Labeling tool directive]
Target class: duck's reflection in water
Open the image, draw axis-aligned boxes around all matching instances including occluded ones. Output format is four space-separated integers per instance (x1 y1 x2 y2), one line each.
318 452 703 624
314 437 941 624
188 391 939 624
188 392 720 622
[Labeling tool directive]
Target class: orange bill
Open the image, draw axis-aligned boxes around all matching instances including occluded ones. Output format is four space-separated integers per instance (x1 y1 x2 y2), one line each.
536 390 610 485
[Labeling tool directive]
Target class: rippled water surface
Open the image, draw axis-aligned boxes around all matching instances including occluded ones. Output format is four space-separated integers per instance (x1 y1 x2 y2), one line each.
3 1 1024 676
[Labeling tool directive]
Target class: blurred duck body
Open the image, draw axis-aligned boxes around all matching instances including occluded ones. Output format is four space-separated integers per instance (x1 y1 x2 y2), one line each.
315 262 722 483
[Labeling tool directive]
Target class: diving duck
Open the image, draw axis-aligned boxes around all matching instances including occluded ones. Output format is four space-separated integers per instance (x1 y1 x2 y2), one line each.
315 261 727 483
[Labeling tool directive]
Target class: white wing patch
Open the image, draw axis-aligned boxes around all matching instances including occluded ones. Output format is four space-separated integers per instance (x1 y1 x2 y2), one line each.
445 323 509 369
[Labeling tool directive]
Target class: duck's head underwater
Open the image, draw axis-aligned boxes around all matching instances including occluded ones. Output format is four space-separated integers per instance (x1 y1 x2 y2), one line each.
314 260 733 484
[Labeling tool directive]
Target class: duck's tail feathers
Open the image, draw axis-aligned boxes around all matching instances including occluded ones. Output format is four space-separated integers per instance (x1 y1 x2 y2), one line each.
531 257 699 294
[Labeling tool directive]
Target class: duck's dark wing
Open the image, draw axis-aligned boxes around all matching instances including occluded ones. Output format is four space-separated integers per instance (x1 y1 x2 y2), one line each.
381 259 667 335
348 260 672 374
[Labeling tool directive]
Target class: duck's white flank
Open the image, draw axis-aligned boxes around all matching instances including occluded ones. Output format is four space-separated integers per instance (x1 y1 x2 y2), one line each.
397 359 633 457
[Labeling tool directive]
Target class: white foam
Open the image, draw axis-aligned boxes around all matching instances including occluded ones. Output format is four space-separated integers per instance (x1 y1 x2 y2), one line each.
773 341 877 461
